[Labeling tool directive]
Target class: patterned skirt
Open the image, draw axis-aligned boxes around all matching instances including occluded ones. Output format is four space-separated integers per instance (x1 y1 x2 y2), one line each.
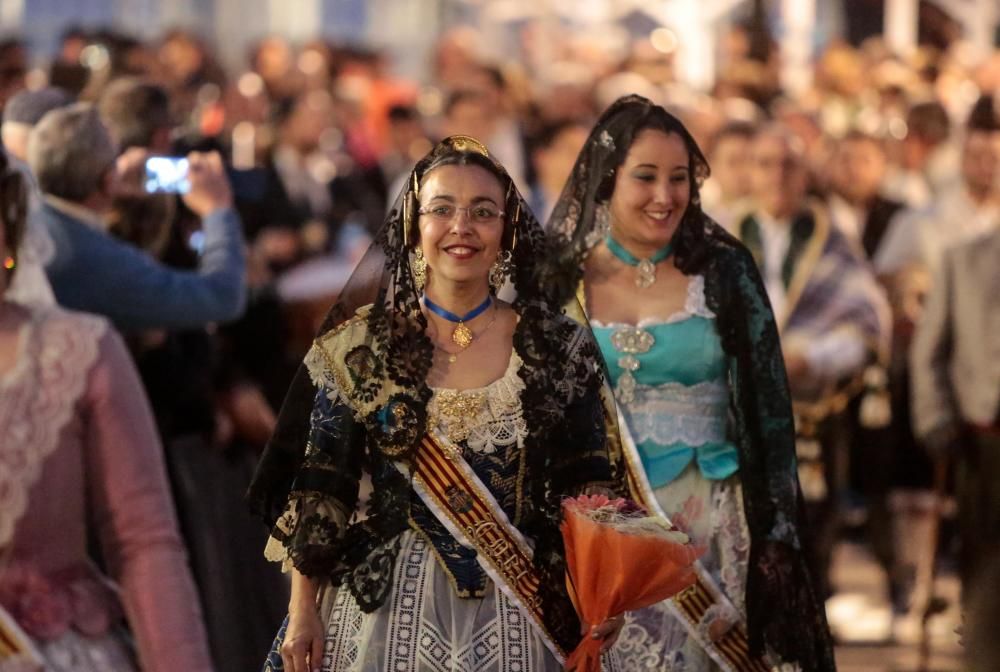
613 466 751 671
264 530 568 672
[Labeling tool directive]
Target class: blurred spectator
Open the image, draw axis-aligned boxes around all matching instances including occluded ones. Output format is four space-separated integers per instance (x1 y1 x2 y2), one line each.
736 124 890 596
48 26 93 97
249 36 300 107
1 87 74 162
381 103 431 187
0 39 27 109
98 78 177 256
446 64 529 191
700 120 755 230
879 100 1000 277
883 101 957 208
28 103 246 330
910 225 1000 605
827 128 927 616
98 77 172 152
910 97 1000 601
0 147 213 672
826 129 905 267
528 118 589 223
97 77 291 668
156 29 227 130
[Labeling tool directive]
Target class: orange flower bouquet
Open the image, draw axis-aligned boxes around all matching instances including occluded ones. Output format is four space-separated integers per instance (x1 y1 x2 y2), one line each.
560 494 703 671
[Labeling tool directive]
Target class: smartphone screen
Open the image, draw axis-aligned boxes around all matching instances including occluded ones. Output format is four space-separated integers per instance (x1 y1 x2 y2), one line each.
144 156 191 194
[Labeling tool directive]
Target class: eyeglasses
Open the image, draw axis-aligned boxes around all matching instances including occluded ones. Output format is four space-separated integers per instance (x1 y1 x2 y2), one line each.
418 204 504 224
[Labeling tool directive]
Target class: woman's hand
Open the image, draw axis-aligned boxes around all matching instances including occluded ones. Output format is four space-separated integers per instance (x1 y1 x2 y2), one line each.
282 569 324 672
584 614 626 653
280 605 325 672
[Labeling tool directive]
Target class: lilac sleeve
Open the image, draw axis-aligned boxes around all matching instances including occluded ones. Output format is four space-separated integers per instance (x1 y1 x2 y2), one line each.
83 329 214 672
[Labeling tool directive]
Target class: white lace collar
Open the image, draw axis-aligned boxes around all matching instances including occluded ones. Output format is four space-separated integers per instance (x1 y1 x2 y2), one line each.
427 350 527 454
590 274 715 329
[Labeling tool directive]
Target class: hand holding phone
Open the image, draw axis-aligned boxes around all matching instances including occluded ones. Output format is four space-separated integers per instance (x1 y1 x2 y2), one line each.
182 151 234 217
144 156 191 194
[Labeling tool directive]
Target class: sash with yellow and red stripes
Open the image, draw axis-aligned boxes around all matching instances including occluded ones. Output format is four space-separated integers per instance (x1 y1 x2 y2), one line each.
616 409 773 672
404 431 566 662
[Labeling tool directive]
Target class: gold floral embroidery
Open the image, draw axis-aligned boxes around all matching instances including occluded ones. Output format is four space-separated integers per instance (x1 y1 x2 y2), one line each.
429 389 488 444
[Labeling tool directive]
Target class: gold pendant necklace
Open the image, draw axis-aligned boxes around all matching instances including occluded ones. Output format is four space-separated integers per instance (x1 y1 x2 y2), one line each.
424 294 493 354
452 322 474 349
435 307 498 363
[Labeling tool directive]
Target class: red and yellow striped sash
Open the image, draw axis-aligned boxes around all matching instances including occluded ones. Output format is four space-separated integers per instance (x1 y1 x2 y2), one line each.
671 584 771 672
410 433 565 660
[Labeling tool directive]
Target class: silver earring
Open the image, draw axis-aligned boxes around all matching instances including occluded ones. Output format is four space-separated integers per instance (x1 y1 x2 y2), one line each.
490 249 513 290
412 247 427 291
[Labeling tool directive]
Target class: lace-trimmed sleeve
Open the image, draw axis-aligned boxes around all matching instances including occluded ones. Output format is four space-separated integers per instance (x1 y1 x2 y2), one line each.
264 388 366 577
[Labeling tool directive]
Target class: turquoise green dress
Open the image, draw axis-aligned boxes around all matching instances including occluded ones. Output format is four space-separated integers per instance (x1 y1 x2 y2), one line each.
592 275 752 671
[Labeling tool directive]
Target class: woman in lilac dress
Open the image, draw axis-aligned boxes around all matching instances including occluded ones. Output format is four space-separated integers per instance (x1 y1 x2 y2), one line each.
0 150 213 671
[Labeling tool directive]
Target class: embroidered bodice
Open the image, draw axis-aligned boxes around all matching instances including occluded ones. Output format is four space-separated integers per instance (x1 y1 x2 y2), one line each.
426 351 528 453
591 276 738 488
408 351 530 597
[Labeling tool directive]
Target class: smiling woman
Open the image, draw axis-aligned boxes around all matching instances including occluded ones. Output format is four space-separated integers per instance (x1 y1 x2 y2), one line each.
248 136 632 672
544 96 836 672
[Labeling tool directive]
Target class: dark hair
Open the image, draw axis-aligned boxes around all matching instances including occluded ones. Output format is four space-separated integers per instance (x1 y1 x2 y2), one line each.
0 152 28 279
444 90 484 117
967 94 1000 133
476 64 506 91
2 87 73 126
906 101 950 144
97 78 171 150
582 95 712 274
706 120 756 157
411 147 515 249
594 105 710 203
388 104 419 123
530 119 588 153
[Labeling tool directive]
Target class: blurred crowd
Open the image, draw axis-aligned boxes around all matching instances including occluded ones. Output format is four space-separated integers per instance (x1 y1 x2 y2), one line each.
1 13 999 671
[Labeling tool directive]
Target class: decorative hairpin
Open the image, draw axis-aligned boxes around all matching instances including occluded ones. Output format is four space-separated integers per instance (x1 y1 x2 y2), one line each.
446 135 489 156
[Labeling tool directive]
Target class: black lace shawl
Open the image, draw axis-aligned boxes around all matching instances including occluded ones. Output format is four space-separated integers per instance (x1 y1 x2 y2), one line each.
246 136 626 652
542 96 836 670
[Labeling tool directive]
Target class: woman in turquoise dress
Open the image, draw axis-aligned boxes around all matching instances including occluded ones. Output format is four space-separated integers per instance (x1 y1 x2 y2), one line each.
544 96 835 671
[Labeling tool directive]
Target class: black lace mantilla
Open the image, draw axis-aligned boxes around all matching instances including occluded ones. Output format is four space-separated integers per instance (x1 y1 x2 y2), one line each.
247 136 627 654
541 95 836 671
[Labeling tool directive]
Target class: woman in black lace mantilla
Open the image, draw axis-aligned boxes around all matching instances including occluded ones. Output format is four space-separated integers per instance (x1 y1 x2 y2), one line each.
248 136 629 671
543 95 835 671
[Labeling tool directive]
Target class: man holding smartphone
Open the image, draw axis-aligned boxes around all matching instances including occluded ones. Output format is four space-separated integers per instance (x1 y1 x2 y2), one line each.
28 102 246 331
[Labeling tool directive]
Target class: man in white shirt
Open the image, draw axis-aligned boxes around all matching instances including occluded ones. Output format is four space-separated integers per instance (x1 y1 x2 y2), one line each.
826 130 907 269
739 126 886 389
701 121 755 233
736 124 891 597
882 101 959 210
